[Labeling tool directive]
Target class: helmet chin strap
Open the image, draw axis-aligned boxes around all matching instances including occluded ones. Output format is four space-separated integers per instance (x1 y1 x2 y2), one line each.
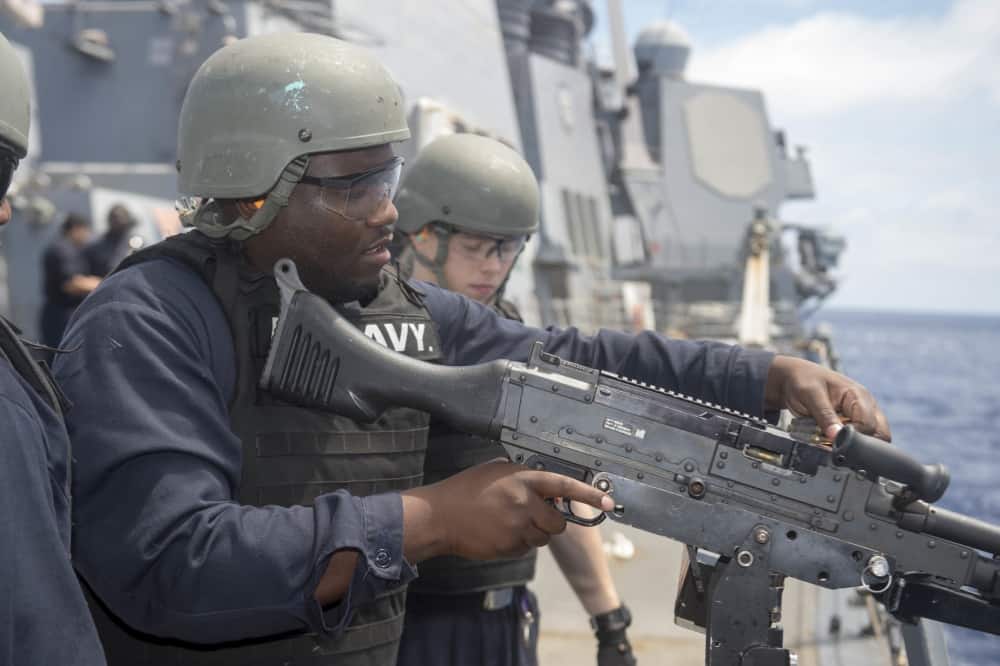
405 225 453 291
187 156 310 241
403 227 529 307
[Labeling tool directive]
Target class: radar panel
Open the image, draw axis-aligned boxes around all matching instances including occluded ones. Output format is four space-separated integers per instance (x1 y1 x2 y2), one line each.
683 91 773 199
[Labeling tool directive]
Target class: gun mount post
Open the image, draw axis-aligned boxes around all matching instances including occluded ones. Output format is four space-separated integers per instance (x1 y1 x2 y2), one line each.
704 529 793 666
899 620 951 666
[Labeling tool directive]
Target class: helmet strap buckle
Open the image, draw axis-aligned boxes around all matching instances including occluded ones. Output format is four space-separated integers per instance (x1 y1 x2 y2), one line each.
405 224 453 291
192 155 310 241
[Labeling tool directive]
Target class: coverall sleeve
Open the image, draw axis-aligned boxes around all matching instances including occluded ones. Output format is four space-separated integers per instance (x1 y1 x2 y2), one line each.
0 380 106 666
54 260 413 645
417 282 774 418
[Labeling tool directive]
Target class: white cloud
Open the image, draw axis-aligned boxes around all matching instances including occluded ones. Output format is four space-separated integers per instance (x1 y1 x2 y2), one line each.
669 1 1000 313
687 0 1000 117
820 177 998 270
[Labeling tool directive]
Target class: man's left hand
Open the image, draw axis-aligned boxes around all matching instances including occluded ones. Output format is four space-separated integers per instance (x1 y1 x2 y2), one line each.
764 355 891 442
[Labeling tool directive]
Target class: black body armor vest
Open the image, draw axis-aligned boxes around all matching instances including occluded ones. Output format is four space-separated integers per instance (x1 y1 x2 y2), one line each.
88 232 441 666
410 298 537 595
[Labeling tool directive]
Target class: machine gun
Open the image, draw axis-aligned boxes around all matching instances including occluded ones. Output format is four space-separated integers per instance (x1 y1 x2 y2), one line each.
261 260 1000 665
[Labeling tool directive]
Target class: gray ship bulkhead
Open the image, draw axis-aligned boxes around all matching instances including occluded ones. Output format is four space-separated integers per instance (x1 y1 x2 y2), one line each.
0 1 247 337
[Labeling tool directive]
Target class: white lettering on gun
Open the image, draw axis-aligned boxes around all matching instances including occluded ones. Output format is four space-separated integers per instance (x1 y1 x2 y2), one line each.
603 417 647 440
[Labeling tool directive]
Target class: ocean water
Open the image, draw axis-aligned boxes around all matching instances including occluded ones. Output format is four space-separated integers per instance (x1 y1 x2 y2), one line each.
815 309 1000 666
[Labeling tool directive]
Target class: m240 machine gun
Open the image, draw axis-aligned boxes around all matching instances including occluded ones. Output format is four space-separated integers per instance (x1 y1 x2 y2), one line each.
261 260 1000 666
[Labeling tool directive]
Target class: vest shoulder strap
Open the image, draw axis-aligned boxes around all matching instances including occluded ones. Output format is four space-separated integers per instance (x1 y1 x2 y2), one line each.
0 316 70 415
383 262 427 309
114 231 236 285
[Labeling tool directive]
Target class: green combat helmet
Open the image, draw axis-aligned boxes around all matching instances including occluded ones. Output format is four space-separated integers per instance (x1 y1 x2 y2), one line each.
0 32 31 158
176 32 410 240
394 134 539 290
395 133 539 238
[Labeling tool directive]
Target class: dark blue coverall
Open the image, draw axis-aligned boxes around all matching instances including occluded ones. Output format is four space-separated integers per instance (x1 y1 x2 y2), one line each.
0 320 105 665
40 236 91 348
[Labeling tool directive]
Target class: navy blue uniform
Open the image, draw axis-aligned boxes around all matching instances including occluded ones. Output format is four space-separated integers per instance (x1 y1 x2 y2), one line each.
52 257 772 646
400 587 540 666
84 232 131 278
40 237 91 347
0 338 105 665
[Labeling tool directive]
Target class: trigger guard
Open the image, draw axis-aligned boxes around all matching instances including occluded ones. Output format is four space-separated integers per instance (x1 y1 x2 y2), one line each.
549 498 608 527
567 510 607 527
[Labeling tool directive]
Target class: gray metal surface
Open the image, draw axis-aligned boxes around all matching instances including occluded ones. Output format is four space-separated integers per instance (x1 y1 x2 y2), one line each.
521 44 625 328
487 356 984 598
2 2 244 165
643 81 784 275
334 0 522 153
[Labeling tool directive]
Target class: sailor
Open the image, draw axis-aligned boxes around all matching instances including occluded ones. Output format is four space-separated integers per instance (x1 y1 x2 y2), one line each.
40 212 100 347
53 33 889 666
0 31 106 665
85 203 138 277
394 133 636 666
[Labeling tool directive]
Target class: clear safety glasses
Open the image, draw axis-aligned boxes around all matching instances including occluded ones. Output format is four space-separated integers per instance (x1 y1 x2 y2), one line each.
299 156 404 221
447 229 527 264
0 151 18 201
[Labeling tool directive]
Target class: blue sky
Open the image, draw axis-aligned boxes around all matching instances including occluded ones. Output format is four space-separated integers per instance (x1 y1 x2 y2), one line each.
591 1 1000 314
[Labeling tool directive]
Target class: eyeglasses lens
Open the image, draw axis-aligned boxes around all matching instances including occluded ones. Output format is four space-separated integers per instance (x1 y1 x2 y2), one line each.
453 233 526 263
320 160 403 220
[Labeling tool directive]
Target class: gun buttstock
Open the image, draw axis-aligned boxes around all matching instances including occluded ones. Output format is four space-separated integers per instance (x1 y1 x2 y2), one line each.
261 259 506 435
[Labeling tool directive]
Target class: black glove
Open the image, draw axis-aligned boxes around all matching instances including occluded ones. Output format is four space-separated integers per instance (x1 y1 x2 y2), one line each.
591 604 637 666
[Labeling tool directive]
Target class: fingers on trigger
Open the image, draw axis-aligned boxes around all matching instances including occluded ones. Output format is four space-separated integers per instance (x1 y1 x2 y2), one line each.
524 525 554 547
535 501 568 535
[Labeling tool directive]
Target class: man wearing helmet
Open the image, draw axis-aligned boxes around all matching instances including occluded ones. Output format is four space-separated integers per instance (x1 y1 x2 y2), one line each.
53 33 889 666
394 134 635 666
0 32 106 665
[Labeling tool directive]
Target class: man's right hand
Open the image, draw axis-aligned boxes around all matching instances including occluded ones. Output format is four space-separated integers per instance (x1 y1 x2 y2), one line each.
402 460 614 562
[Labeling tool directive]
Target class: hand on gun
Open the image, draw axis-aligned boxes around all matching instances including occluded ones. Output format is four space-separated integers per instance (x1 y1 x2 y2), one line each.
402 460 614 562
765 355 892 443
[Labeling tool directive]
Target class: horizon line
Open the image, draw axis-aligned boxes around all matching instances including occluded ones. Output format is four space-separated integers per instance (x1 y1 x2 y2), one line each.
817 305 1000 318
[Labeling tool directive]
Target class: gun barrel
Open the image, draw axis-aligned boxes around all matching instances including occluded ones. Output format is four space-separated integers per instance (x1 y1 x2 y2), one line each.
833 425 950 502
898 502 1000 558
972 556 1000 598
